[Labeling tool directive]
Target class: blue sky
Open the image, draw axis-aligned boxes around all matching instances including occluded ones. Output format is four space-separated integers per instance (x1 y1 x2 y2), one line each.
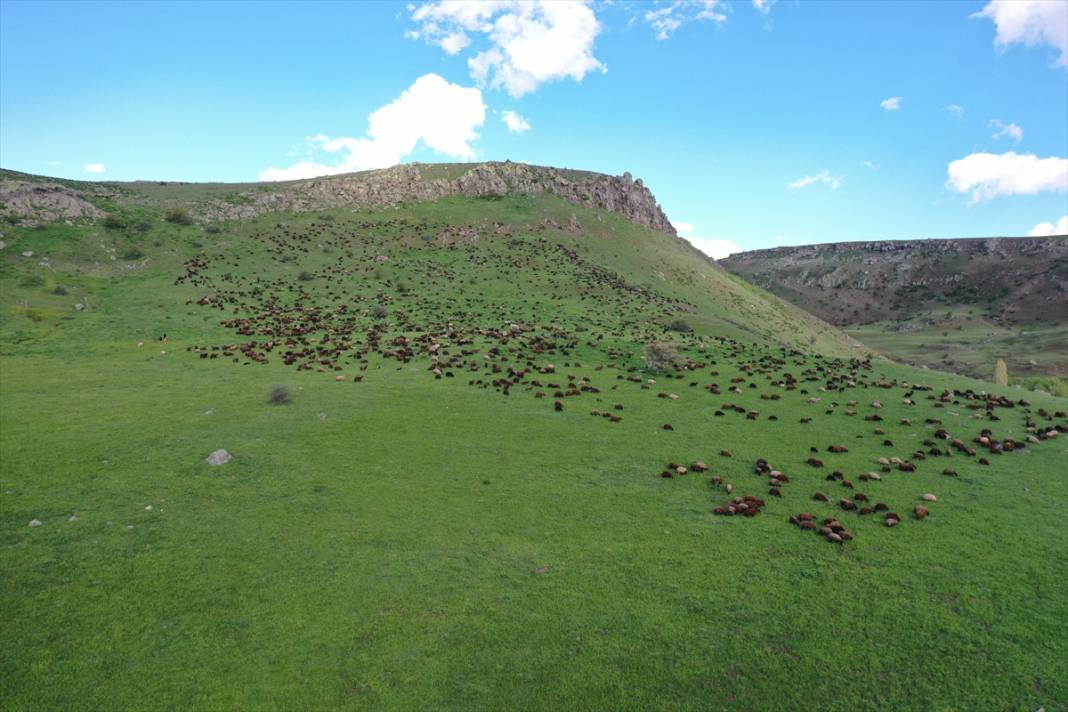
1 0 1066 255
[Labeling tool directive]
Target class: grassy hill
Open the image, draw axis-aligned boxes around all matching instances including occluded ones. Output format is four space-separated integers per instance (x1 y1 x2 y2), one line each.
720 238 1068 389
2 166 1066 710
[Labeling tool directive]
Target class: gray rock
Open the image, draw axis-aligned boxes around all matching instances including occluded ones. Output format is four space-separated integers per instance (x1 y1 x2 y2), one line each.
29 519 42 527
206 449 232 466
0 180 106 222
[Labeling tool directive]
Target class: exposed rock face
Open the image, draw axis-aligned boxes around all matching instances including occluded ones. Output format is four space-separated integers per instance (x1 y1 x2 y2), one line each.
196 162 676 235
0 180 106 223
720 237 1068 328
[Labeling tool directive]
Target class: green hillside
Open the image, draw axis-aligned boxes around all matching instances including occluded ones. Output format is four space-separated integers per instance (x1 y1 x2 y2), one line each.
2 168 1066 710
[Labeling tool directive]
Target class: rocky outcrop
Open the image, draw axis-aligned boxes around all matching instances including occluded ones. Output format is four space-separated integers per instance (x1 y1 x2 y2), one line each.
196 162 676 235
0 180 106 223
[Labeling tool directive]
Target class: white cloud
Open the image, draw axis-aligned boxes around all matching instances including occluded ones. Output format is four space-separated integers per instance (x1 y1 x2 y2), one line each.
259 73 485 181
989 119 1023 143
752 0 775 15
83 163 106 174
943 104 965 118
439 30 471 55
500 109 531 133
644 1 727 40
861 160 880 171
408 1 604 97
1027 215 1068 237
788 170 842 190
974 0 1068 67
880 96 902 111
673 220 739 259
946 151 1068 203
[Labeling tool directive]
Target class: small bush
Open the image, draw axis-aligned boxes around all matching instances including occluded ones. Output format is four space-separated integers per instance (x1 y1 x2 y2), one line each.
266 384 291 405
164 207 193 225
3 214 19 225
102 214 125 229
132 220 153 234
666 318 693 333
203 224 221 234
52 285 68 295
20 274 46 288
297 271 314 282
372 305 388 319
397 281 409 293
122 247 145 261
644 341 679 372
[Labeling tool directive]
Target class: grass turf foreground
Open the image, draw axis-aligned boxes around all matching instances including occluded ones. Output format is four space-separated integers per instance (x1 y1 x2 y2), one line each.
2 197 1067 710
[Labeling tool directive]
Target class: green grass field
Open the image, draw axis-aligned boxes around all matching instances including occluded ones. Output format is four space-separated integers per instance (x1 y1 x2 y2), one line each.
2 195 1066 710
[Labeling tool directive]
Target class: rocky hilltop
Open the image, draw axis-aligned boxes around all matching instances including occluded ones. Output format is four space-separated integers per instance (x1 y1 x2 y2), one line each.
0 162 676 235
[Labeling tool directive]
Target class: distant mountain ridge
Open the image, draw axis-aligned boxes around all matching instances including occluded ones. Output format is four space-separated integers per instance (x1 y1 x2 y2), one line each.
720 237 1068 327
721 237 1068 380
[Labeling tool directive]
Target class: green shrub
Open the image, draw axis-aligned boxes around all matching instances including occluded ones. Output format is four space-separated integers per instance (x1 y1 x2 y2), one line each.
297 271 314 282
666 318 693 333
122 247 145 260
644 341 679 372
20 274 45 288
102 214 125 229
164 207 193 225
266 385 291 405
372 305 388 319
52 285 68 296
